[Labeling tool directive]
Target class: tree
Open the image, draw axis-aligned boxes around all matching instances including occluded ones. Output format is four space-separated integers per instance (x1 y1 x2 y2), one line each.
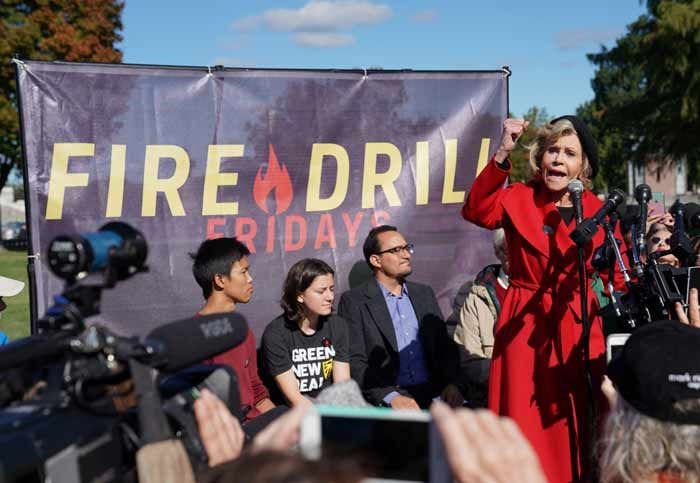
586 0 700 186
0 0 124 190
576 101 629 192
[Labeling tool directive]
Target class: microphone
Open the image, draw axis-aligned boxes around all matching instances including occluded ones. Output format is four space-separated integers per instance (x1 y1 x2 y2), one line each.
567 180 584 225
144 312 249 372
634 184 652 253
570 189 626 246
316 379 372 408
0 333 72 372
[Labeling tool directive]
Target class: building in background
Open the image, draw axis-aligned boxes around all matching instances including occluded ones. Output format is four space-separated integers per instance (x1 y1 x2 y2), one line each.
627 159 698 204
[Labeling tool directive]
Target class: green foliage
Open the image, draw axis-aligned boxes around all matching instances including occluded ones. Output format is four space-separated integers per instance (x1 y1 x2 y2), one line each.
0 0 124 191
508 106 549 183
0 250 30 340
586 0 700 186
576 101 628 192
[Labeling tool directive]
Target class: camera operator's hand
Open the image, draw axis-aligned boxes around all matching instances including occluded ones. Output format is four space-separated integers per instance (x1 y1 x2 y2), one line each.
431 401 546 483
252 402 308 452
194 389 245 466
676 288 700 328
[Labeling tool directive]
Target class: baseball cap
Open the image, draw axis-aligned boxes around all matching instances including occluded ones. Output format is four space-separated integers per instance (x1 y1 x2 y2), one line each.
607 321 700 425
0 276 24 297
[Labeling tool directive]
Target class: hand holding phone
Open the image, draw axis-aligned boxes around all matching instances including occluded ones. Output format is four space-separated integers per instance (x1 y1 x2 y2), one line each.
676 284 700 327
648 192 667 220
431 401 547 483
300 405 451 483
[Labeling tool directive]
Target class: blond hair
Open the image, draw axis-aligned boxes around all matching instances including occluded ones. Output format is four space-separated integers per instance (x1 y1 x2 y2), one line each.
598 397 700 483
527 118 593 189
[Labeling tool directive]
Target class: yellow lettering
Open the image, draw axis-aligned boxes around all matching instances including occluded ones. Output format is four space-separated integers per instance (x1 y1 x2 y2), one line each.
442 139 466 204
475 138 491 177
141 145 190 217
105 144 126 217
45 143 93 220
361 142 402 209
202 144 242 216
306 143 349 212
415 141 429 205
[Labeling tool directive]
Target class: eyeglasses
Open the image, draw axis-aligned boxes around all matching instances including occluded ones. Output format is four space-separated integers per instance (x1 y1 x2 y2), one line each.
376 243 415 256
650 236 671 246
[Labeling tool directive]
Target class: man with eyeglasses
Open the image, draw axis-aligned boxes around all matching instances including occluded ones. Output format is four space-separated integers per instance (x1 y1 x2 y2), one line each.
338 225 463 409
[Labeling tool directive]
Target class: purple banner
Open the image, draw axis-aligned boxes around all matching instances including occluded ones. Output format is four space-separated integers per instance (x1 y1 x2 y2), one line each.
17 61 507 337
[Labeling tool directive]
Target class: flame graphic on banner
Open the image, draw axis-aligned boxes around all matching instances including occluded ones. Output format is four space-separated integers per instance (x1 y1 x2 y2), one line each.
253 144 293 214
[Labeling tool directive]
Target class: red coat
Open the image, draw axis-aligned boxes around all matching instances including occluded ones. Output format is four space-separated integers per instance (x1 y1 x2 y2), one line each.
463 160 623 483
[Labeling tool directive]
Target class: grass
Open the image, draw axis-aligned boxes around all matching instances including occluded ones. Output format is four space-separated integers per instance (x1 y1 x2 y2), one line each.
0 248 31 341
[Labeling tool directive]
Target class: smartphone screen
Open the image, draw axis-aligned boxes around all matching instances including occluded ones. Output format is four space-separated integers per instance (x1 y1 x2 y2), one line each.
649 191 666 217
301 406 450 483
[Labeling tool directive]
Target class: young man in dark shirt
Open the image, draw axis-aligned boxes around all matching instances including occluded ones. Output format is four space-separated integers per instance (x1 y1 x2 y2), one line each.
191 237 282 436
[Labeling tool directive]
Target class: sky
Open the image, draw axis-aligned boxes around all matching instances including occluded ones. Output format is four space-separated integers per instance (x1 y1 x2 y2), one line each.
121 0 647 119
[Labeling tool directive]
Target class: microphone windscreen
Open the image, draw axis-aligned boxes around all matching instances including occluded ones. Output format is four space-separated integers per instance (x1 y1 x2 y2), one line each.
146 312 249 372
634 183 652 203
567 179 584 194
0 334 69 371
315 379 372 408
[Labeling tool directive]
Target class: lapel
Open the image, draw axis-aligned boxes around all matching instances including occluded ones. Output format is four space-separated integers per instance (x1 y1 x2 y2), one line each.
364 279 399 353
405 282 427 328
501 181 593 274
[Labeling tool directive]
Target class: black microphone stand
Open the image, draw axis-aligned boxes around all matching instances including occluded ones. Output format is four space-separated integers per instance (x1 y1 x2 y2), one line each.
629 224 646 281
572 210 597 483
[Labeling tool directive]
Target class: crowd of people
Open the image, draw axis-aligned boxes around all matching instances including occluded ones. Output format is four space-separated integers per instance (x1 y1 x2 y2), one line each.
177 114 700 483
2 115 700 482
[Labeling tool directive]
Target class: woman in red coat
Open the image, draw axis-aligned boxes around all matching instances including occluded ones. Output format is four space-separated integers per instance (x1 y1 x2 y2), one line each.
462 116 622 482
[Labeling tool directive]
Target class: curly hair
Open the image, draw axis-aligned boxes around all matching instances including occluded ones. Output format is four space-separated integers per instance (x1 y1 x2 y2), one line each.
527 118 594 189
598 397 700 483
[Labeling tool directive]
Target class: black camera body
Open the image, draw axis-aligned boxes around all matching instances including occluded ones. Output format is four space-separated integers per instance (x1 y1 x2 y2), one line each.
0 398 130 482
0 223 242 482
599 197 699 336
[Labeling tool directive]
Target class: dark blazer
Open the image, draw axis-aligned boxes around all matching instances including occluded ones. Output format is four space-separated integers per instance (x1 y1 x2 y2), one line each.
337 278 459 406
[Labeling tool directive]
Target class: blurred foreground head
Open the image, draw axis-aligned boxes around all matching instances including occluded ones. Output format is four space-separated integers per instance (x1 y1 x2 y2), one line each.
601 321 700 482
198 450 362 483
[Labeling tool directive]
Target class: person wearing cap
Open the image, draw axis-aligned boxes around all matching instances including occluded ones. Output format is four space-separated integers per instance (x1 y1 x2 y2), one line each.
462 116 626 482
602 310 700 483
0 275 25 345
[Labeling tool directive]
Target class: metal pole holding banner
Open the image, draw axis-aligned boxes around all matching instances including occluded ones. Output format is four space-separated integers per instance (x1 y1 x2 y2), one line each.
12 56 39 334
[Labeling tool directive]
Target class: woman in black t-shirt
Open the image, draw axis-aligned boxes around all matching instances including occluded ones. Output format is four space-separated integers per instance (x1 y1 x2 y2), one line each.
261 258 350 406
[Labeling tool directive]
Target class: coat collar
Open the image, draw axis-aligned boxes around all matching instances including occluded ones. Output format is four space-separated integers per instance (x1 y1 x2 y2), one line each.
502 181 600 267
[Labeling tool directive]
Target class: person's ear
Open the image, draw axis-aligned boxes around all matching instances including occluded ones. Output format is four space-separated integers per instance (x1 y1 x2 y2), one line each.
213 273 227 290
369 254 382 269
297 293 304 304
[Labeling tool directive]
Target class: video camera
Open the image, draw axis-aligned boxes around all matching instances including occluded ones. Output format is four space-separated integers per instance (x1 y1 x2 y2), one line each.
580 188 700 335
0 223 245 482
